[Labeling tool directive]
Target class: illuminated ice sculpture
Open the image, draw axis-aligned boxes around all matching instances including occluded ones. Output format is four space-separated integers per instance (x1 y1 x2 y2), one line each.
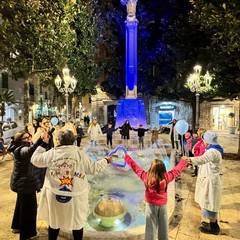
115 0 147 128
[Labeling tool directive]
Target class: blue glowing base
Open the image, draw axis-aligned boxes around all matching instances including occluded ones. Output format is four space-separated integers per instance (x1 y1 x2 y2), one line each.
115 98 147 128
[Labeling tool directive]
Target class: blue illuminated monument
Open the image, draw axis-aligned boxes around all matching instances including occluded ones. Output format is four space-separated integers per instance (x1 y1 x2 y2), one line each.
115 0 147 128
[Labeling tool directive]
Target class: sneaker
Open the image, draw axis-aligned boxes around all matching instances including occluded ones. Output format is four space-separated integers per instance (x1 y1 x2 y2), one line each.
199 223 220 235
201 221 209 227
12 229 20 234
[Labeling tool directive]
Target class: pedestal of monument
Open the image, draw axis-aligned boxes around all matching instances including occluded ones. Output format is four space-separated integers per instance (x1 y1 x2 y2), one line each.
115 98 147 128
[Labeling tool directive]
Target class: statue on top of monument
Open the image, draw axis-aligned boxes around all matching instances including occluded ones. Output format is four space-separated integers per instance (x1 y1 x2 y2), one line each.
120 0 138 21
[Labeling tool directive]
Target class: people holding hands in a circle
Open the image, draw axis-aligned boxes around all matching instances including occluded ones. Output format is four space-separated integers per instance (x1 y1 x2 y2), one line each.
31 130 113 240
182 131 223 235
122 146 190 240
132 124 149 149
119 120 132 148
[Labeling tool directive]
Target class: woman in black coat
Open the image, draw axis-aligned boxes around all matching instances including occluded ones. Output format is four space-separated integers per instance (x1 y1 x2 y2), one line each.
8 130 46 240
119 120 132 148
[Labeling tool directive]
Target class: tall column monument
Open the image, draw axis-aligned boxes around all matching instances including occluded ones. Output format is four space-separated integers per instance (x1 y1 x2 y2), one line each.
115 0 147 128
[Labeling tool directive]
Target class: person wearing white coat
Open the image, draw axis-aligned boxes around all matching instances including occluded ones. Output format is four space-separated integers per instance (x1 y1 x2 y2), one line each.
183 131 224 235
31 130 113 240
87 118 102 147
168 119 180 151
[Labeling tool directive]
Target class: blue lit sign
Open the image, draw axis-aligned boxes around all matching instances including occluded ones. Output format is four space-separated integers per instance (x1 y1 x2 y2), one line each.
159 105 176 110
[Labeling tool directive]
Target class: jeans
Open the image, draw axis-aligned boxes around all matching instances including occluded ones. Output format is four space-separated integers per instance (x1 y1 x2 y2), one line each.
202 208 218 219
91 140 98 147
145 203 168 240
138 136 144 149
76 137 82 147
107 135 113 147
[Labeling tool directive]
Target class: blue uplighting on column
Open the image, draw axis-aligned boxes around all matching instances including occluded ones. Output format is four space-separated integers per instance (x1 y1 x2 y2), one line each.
115 1 147 129
125 21 138 92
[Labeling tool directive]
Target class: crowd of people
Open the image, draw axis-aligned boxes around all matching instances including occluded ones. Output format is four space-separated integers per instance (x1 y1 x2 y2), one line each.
7 116 224 240
8 116 113 240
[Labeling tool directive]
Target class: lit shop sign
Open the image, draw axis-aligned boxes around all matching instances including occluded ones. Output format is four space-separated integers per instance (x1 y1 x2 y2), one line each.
159 105 176 110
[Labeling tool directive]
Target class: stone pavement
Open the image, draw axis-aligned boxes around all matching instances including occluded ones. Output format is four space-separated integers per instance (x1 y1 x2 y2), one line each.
0 133 239 240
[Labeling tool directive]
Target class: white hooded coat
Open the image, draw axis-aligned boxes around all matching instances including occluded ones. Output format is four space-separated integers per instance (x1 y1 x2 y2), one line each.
31 145 108 231
190 148 222 212
87 123 102 142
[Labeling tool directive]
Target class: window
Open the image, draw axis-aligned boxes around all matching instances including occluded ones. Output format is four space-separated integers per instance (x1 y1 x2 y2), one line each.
29 83 34 96
2 72 8 89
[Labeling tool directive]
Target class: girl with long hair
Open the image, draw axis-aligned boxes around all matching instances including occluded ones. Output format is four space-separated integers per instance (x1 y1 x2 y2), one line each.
124 154 189 240
119 120 132 148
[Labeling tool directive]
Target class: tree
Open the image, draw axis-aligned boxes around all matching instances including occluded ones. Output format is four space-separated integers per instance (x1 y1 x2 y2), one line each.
98 0 213 102
0 0 73 123
189 0 240 156
96 0 127 98
0 0 104 122
67 0 104 97
188 0 240 98
0 89 16 120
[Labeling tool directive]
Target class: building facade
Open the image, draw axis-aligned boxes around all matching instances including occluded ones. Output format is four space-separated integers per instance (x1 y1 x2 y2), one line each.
1 70 239 133
200 99 239 132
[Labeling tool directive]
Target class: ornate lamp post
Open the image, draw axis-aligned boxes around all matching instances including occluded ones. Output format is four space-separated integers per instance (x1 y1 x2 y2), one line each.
55 67 77 121
187 65 212 130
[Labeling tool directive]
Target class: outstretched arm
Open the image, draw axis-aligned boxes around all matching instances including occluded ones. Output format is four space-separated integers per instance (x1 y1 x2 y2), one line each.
124 154 148 181
165 159 189 183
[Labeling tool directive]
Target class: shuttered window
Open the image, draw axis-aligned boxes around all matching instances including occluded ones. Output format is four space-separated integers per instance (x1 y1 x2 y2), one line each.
2 72 8 89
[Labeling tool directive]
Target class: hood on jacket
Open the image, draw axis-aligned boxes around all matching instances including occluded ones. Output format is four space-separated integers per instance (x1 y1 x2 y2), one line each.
206 144 224 155
7 140 30 152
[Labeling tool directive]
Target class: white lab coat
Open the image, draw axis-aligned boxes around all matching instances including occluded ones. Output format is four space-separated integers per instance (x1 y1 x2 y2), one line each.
87 123 102 141
31 145 108 231
190 148 222 212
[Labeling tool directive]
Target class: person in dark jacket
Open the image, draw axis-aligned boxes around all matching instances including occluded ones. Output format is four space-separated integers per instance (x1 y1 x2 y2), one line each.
8 130 47 239
132 124 149 149
103 123 118 148
119 120 132 148
76 124 84 147
32 119 40 133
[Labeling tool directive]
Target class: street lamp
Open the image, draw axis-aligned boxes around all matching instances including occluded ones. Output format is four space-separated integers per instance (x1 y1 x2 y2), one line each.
55 67 77 121
187 64 212 130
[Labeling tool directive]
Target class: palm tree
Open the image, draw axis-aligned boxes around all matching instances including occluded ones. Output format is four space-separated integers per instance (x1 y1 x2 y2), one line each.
0 89 16 120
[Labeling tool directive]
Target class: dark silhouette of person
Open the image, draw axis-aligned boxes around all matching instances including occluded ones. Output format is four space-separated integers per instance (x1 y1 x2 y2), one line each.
119 120 132 148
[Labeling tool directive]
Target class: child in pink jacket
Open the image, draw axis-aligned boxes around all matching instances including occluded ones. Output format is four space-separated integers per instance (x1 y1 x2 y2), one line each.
191 128 206 176
124 154 189 240
184 132 193 156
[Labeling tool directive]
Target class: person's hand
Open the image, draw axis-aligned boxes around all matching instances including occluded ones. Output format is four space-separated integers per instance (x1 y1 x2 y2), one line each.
182 156 191 163
40 128 47 138
42 131 50 144
105 156 113 163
